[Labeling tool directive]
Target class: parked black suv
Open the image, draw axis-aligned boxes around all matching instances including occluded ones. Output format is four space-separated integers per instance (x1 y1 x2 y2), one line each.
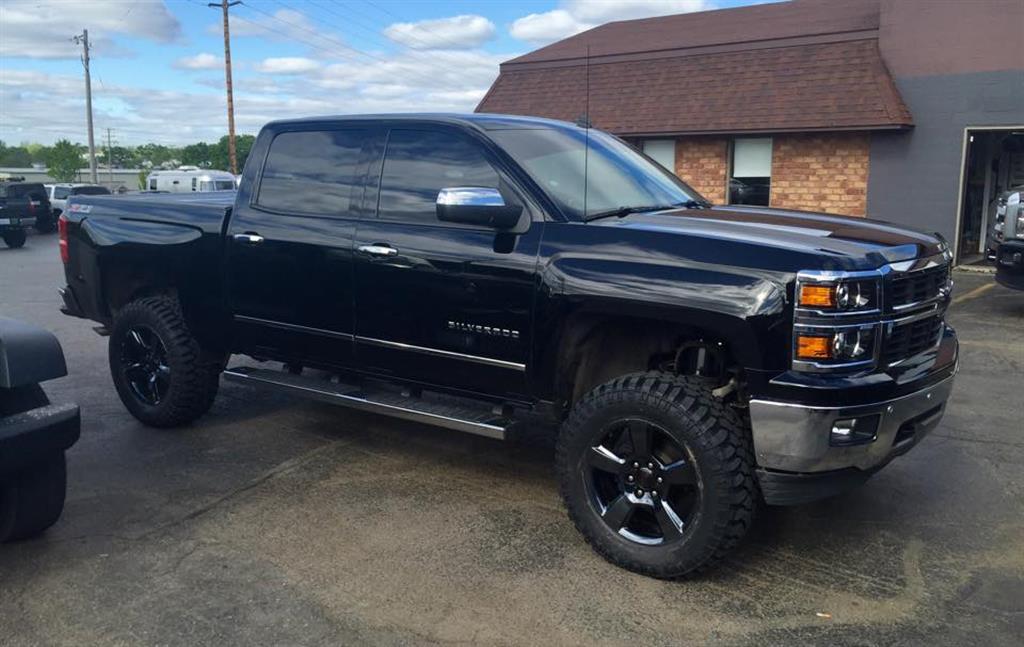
0 182 50 248
57 114 958 577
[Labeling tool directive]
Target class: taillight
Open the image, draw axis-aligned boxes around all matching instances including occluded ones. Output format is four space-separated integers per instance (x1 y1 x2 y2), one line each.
59 214 69 264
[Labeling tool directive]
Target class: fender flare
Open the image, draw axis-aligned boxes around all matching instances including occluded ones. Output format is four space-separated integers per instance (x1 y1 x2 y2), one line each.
0 318 68 388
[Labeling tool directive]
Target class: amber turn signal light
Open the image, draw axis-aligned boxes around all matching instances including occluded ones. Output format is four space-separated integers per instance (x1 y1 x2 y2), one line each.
798 284 835 308
796 335 832 360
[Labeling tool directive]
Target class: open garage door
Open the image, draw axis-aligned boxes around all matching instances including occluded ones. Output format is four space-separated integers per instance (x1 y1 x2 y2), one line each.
956 128 1024 264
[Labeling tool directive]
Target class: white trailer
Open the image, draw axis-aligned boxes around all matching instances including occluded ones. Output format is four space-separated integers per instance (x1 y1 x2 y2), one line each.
146 167 236 193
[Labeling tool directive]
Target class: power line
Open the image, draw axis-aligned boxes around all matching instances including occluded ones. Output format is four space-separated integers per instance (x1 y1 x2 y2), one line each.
307 0 475 71
240 1 443 87
357 0 474 52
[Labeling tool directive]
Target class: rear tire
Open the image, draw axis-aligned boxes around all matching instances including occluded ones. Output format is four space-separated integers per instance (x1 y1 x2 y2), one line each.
556 372 757 578
3 230 27 248
109 295 221 427
0 385 67 542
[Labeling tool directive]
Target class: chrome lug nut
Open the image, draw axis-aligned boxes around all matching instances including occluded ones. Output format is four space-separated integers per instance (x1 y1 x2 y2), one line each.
627 475 634 482
657 477 663 483
635 489 644 497
633 462 640 468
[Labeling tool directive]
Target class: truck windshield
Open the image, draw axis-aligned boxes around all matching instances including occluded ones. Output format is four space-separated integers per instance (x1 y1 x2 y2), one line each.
489 127 706 221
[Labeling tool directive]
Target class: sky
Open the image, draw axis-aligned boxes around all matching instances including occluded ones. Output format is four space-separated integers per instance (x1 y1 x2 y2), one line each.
0 0 770 147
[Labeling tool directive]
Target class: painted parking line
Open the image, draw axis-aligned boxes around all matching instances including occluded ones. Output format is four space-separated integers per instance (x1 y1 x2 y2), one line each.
951 283 995 306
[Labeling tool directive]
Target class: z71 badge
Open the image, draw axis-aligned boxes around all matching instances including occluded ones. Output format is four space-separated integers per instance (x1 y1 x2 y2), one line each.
448 321 520 340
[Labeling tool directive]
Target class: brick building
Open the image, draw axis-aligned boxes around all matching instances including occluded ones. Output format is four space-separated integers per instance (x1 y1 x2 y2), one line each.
477 0 1024 264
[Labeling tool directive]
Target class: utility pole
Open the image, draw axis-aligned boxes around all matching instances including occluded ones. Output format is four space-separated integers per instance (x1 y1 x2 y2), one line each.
210 1 241 175
106 128 114 186
73 29 98 183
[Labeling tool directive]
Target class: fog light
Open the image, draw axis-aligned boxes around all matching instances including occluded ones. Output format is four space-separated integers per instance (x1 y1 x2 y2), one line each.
830 415 880 446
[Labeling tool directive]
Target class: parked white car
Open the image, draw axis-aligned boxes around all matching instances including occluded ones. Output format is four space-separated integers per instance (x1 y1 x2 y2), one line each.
47 184 111 217
145 167 236 193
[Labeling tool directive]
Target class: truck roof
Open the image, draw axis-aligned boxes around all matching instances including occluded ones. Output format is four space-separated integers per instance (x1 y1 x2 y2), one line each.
263 112 583 133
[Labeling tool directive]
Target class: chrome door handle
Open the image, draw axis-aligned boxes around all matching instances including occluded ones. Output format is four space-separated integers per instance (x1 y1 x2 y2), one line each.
233 233 264 244
358 244 398 257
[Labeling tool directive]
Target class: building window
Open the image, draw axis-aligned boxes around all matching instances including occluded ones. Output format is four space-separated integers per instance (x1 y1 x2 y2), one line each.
642 139 676 174
729 137 772 206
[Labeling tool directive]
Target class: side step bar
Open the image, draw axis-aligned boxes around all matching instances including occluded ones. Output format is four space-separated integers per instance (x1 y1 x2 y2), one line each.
222 366 510 440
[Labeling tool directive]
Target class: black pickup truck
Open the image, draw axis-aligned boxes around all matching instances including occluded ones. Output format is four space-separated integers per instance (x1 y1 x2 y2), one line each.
58 114 958 577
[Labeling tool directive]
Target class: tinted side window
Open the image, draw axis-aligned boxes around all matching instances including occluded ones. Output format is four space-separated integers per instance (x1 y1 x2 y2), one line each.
378 129 500 224
54 187 71 199
73 186 110 196
257 130 367 216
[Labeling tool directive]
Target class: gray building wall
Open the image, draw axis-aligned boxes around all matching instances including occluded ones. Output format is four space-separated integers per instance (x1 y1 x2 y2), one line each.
866 69 1024 250
868 0 1024 260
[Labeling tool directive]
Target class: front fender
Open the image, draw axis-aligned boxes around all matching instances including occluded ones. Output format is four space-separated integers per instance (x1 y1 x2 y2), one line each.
0 317 68 388
531 256 792 398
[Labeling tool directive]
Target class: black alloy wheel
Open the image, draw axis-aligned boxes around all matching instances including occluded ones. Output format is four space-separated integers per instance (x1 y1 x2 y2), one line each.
109 295 221 427
585 418 703 546
557 372 757 577
119 325 171 406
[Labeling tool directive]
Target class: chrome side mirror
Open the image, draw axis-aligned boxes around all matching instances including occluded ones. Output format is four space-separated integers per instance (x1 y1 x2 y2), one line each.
436 187 522 229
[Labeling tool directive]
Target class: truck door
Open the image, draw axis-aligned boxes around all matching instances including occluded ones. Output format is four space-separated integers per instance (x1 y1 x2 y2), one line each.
226 126 378 368
353 127 541 399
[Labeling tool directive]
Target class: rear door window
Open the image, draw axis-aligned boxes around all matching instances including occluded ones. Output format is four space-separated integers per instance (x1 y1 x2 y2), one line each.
54 186 71 200
377 129 500 224
256 129 369 216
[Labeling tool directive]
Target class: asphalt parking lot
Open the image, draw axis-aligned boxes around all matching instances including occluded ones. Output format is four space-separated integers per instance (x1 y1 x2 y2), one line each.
1 231 1022 646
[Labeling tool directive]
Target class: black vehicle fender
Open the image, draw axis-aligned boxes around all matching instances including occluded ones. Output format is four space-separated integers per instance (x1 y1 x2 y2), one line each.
78 218 215 327
0 318 68 388
532 256 790 401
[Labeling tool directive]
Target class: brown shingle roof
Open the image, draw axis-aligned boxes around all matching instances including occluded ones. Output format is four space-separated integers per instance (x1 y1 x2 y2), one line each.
506 0 881 65
477 39 912 135
477 0 912 134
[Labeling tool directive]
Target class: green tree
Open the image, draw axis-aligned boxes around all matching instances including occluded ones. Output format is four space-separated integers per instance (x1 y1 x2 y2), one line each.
210 134 255 173
181 142 212 168
46 139 84 182
0 141 32 167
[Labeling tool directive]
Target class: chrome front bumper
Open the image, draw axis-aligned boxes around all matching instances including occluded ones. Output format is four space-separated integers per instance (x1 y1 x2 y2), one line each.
748 373 955 473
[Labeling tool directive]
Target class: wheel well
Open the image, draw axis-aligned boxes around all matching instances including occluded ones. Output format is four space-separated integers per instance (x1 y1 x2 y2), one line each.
101 260 175 317
556 314 741 406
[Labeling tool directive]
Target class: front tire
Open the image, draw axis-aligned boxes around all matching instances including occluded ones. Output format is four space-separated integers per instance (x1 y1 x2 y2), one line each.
556 372 757 578
3 230 27 248
0 385 67 542
109 295 221 427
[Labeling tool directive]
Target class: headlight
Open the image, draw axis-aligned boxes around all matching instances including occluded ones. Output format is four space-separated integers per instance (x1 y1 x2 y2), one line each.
796 277 880 314
793 324 878 370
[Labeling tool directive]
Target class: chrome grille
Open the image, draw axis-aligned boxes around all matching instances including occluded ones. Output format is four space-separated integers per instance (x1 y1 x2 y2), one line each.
883 315 943 365
887 264 949 310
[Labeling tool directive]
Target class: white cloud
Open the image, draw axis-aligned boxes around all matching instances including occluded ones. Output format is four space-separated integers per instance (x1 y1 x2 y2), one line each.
511 0 712 45
174 53 221 71
0 0 181 59
0 48 519 147
384 15 496 50
256 57 321 74
223 8 338 46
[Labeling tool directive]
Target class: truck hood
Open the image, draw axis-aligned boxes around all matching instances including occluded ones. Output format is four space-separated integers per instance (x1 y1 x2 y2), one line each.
597 205 946 269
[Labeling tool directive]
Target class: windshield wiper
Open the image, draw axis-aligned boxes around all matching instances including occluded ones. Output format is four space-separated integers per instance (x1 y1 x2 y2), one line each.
583 200 706 222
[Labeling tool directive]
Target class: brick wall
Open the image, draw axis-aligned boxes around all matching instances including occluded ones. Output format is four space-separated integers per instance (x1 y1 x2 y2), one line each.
770 133 870 216
674 137 729 204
